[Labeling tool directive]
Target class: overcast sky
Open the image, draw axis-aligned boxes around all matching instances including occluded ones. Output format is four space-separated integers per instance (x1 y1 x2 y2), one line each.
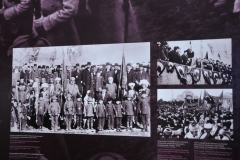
13 42 150 67
166 38 231 65
157 89 232 101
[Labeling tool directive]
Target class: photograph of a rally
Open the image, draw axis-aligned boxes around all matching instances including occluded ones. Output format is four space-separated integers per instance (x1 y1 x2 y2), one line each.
157 39 232 85
157 89 233 140
10 42 151 137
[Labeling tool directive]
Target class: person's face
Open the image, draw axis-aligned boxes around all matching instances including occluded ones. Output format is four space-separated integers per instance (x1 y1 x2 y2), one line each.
43 87 47 91
108 101 112 104
34 66 37 70
116 101 120 104
99 100 103 104
127 97 131 100
114 66 118 70
20 79 24 83
67 97 71 101
53 99 57 102
77 98 81 101
70 80 75 85
42 79 46 83
19 68 23 72
139 67 143 71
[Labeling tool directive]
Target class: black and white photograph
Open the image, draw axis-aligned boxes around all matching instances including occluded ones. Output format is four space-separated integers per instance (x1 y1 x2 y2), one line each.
157 89 233 140
10 42 151 137
157 39 232 85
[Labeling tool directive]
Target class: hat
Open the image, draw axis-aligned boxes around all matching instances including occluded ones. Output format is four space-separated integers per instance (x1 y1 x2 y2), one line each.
55 77 61 81
87 62 91 65
108 77 113 80
70 77 75 81
128 82 135 87
139 79 150 86
52 95 57 100
76 63 80 66
39 93 43 98
42 65 45 68
41 83 49 88
114 63 118 66
34 64 37 66
46 66 49 68
106 62 110 66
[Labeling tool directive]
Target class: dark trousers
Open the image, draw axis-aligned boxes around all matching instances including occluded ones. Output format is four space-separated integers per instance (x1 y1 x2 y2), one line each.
37 115 44 126
108 115 114 128
126 115 133 128
141 114 148 129
76 114 83 128
98 117 105 130
20 118 27 131
65 114 72 130
116 117 122 129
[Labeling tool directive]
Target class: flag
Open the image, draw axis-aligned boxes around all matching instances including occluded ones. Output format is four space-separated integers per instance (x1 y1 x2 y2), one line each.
62 48 66 89
204 52 208 59
120 50 128 92
218 52 221 60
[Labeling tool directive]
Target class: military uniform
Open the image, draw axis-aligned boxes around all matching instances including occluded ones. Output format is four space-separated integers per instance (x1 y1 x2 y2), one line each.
49 101 60 131
65 83 79 102
37 100 48 127
114 104 123 131
138 97 150 131
74 101 84 129
96 104 106 130
106 103 115 129
17 105 28 131
30 70 40 81
64 100 74 130
106 83 117 99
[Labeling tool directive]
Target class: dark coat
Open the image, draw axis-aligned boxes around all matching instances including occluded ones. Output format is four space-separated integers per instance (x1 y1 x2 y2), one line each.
96 104 105 117
138 97 150 115
135 70 149 82
73 69 82 90
127 69 135 84
83 68 92 91
94 76 104 91
123 100 134 116
39 0 80 46
113 69 120 86
74 101 84 115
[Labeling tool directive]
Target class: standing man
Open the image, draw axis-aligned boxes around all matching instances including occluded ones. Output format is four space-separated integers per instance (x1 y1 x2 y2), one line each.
64 94 74 131
65 77 80 102
82 62 92 96
49 95 60 132
73 63 83 95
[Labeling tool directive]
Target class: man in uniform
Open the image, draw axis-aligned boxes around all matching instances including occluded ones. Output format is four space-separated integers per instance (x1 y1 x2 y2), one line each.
49 95 60 132
65 77 80 102
64 94 74 131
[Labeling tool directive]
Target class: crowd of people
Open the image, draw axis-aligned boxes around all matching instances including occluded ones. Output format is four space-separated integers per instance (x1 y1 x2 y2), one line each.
157 103 233 140
157 41 232 85
10 62 151 133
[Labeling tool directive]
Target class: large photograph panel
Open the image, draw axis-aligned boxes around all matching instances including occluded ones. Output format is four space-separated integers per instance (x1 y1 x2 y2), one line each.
10 42 151 137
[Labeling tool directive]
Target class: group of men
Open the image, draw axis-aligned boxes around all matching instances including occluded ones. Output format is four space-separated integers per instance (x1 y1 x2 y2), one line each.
11 61 151 133
158 105 233 140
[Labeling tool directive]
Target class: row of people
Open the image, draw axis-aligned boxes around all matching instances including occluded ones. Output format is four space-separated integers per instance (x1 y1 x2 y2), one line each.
11 90 150 132
12 62 150 96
